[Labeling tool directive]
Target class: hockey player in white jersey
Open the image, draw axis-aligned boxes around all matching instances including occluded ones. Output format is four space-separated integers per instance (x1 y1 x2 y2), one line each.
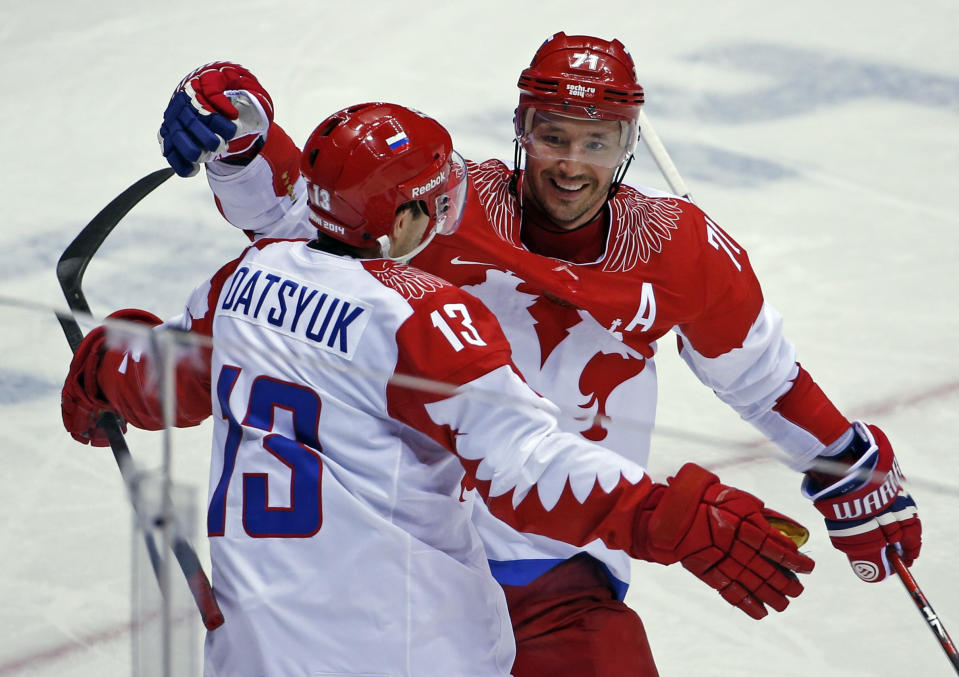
62 102 816 676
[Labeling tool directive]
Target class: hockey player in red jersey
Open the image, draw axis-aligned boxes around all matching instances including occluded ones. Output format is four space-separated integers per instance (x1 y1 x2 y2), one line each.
149 40 922 675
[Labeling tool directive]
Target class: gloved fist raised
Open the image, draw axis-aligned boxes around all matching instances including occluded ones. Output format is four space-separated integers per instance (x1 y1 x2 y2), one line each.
159 62 274 177
636 463 815 620
61 309 162 445
802 422 921 582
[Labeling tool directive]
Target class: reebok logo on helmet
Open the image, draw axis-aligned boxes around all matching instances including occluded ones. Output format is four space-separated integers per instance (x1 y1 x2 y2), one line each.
411 170 446 198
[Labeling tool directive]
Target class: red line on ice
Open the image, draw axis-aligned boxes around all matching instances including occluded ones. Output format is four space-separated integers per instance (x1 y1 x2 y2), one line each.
709 379 959 471
0 619 132 675
0 609 189 675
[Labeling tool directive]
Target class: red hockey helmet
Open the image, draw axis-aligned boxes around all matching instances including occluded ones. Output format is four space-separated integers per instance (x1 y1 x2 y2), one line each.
301 102 467 250
515 32 644 168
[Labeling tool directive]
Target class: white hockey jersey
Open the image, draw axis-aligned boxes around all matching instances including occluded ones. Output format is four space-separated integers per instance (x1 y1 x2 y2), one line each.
95 238 658 676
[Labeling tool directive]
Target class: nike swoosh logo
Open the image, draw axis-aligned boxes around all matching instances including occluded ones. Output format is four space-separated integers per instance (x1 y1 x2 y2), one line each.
450 256 496 266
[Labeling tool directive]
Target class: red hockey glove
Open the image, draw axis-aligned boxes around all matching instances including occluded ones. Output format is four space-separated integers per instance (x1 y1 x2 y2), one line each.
62 324 113 446
61 309 162 446
802 422 921 582
159 62 274 177
636 463 815 620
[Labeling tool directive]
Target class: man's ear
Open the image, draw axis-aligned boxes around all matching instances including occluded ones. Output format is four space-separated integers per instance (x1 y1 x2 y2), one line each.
390 209 411 240
392 209 409 232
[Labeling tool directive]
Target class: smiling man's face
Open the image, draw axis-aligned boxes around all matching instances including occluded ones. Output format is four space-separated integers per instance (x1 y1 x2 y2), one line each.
521 114 621 230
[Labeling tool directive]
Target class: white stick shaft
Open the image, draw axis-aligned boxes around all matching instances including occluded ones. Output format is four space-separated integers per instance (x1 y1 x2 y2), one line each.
638 109 692 201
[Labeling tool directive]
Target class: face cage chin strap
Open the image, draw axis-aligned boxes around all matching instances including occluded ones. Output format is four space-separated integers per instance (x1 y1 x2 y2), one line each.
607 153 633 200
508 137 523 198
377 225 439 264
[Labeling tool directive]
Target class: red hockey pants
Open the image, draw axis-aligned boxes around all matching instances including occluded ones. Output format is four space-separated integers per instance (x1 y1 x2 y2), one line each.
502 554 659 677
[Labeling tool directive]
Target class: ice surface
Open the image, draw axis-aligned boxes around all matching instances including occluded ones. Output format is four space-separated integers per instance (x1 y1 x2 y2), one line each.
1 1 958 674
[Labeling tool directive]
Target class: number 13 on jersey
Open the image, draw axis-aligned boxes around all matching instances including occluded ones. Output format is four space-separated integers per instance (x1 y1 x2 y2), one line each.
208 365 324 538
430 303 487 352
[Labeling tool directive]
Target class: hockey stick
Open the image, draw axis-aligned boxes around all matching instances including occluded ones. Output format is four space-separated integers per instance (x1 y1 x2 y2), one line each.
888 548 959 673
56 167 224 631
638 109 693 202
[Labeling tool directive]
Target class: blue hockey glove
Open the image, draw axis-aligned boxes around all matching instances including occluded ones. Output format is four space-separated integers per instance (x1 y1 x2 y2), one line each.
158 62 273 177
